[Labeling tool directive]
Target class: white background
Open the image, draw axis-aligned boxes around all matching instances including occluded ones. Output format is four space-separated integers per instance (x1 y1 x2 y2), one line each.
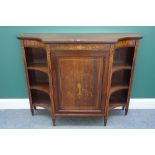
0 0 155 155
0 0 154 25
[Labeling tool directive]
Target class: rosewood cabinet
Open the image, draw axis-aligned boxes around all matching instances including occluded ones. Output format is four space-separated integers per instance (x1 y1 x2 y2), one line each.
17 34 142 126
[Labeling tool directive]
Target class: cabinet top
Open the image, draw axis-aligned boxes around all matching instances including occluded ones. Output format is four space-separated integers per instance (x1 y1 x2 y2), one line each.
17 33 142 44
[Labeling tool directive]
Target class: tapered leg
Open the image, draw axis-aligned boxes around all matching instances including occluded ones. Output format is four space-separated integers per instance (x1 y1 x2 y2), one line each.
50 113 56 126
30 108 34 116
104 116 107 126
125 108 128 115
52 118 56 126
34 106 36 110
122 106 125 110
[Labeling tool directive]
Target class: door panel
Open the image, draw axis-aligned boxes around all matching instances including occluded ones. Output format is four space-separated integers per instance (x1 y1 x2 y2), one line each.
51 50 109 113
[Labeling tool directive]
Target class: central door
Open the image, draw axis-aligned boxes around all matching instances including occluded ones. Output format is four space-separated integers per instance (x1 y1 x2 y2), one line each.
51 50 109 114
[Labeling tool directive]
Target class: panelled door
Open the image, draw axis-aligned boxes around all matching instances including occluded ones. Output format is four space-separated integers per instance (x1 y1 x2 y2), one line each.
50 49 109 114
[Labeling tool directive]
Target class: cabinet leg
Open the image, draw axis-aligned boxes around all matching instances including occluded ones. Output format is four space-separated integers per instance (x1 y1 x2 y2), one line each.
34 106 36 110
104 116 107 126
30 108 34 116
52 118 56 126
50 113 56 126
122 106 125 110
125 108 128 115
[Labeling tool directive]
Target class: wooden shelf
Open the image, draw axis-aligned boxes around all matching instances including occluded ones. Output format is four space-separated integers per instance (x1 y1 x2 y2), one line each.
33 100 51 112
113 47 134 66
109 102 126 110
31 89 51 112
112 64 132 73
30 83 49 94
27 63 48 73
110 84 129 95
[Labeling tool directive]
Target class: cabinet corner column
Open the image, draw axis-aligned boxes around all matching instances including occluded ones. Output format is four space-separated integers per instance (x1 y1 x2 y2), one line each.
125 41 139 115
104 44 115 126
20 40 34 116
46 44 56 126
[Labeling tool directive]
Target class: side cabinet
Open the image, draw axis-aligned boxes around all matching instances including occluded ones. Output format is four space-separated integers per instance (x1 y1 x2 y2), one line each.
17 34 142 126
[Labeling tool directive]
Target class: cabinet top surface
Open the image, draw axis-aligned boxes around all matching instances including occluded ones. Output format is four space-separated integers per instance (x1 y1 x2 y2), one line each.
17 33 142 43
